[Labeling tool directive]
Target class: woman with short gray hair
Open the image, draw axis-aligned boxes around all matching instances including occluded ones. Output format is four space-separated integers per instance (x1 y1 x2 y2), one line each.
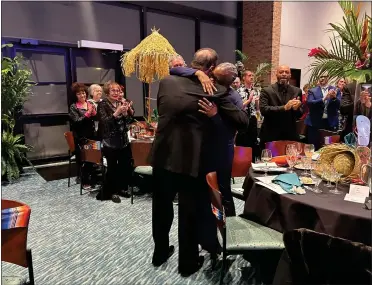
88 84 103 108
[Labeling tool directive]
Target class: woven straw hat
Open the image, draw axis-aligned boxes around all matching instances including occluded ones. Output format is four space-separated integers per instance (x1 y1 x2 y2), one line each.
316 143 360 182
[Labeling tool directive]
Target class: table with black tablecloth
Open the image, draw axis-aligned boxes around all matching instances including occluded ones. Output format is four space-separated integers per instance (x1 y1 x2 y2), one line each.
242 168 371 245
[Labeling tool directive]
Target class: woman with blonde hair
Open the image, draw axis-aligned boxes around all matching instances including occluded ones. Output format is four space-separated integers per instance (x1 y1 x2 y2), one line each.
96 81 134 203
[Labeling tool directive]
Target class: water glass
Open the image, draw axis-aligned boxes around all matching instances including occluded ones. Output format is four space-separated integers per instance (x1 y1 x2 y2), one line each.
261 149 272 176
286 145 296 173
329 169 343 195
311 173 323 194
304 144 315 158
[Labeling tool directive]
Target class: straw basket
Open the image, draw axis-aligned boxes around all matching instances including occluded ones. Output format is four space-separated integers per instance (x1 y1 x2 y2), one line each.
315 143 361 182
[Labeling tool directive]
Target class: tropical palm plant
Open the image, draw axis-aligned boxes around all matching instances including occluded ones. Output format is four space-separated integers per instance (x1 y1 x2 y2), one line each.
308 1 372 84
234 49 272 87
1 43 34 181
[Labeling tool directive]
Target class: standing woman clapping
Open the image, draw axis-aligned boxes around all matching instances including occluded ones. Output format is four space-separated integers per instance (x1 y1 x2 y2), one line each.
96 81 134 203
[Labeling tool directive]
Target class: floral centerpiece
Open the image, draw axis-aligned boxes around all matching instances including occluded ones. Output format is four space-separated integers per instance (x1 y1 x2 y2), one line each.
308 1 372 84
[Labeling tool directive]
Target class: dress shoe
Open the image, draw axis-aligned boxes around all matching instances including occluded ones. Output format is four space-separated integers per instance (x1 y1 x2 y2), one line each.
118 190 131 198
111 195 121 203
152 245 175 267
179 256 204 277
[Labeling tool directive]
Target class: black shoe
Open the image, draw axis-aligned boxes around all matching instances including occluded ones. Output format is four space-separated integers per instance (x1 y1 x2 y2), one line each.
75 177 81 184
152 245 175 267
179 256 204 277
111 195 121 203
118 190 131 198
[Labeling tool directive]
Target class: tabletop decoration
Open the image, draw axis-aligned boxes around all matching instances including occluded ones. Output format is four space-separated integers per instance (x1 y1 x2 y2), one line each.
121 27 177 123
315 143 360 182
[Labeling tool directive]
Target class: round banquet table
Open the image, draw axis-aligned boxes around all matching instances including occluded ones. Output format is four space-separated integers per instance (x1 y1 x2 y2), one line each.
242 168 371 245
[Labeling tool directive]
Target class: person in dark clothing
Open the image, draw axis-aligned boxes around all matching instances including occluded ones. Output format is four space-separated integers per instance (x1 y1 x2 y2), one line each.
259 65 303 147
69 82 97 189
150 48 249 276
170 62 244 216
96 81 134 203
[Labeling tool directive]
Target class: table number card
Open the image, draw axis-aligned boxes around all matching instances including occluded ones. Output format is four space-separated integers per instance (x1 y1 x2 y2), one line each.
344 184 369 204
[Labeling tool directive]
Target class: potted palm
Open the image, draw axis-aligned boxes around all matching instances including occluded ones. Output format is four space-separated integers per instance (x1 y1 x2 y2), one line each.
1 44 34 182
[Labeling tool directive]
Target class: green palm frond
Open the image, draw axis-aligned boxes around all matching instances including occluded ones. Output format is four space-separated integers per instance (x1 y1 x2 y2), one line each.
308 1 371 84
254 63 272 86
234 50 248 62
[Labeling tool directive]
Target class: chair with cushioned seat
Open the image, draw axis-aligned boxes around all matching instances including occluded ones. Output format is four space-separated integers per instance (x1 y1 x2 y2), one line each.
130 141 153 204
265 140 304 157
206 172 284 284
231 146 252 200
2 199 34 285
64 131 76 187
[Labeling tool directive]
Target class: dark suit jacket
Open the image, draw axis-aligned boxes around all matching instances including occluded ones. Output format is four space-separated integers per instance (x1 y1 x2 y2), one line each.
259 83 303 143
305 86 341 128
150 75 249 178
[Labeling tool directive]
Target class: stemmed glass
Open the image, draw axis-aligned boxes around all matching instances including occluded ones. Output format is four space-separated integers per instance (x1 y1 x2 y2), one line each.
310 162 323 193
285 145 297 173
301 156 312 176
304 144 315 159
329 168 343 194
321 165 334 188
294 142 303 157
261 149 272 176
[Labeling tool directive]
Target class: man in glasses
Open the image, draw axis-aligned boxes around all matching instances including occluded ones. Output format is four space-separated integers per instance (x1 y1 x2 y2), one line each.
305 72 341 150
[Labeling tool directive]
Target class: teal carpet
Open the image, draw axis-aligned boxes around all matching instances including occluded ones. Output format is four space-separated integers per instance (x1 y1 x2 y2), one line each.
2 171 261 285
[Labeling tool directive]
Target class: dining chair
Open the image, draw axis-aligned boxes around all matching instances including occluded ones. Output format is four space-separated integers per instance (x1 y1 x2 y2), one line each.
265 140 303 157
2 199 34 285
64 131 76 187
206 172 285 285
231 146 252 199
80 140 106 198
274 228 372 285
130 140 153 205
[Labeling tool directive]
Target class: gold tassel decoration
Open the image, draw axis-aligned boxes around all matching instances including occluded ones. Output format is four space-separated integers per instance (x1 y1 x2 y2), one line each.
121 27 177 84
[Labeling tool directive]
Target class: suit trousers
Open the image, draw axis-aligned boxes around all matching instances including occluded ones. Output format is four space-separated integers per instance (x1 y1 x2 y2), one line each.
152 167 216 271
216 143 236 217
307 119 335 150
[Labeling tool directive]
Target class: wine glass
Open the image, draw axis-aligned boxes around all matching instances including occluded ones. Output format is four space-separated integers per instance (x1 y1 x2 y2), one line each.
261 149 272 176
329 168 343 194
304 144 315 159
310 162 323 193
311 173 323 194
294 142 303 156
321 165 333 188
301 156 311 176
285 145 296 173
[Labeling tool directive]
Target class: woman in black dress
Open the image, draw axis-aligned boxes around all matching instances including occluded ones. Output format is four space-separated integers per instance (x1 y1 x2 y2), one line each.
69 82 97 189
96 81 134 203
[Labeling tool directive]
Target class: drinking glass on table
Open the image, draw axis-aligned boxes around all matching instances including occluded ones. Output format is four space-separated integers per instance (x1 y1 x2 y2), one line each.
301 156 311 176
329 168 343 194
285 145 297 173
304 144 315 158
310 162 323 193
294 142 303 156
321 165 334 188
261 149 272 176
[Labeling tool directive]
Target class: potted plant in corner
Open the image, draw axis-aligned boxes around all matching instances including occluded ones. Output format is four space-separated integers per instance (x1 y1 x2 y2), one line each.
1 44 34 182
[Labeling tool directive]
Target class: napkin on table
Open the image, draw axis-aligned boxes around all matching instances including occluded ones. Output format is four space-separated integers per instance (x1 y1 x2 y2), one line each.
272 173 304 194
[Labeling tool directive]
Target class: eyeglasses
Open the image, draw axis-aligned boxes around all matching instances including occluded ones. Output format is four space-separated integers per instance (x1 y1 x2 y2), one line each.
110 89 120 93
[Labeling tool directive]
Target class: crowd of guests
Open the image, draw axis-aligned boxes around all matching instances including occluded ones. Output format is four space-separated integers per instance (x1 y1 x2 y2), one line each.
68 46 371 278
69 81 134 203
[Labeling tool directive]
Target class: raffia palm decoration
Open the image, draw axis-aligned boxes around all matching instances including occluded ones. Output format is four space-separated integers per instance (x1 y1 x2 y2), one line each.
308 1 372 84
121 27 177 122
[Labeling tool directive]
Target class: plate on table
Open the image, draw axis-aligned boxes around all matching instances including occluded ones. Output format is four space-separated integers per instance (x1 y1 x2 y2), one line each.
252 162 287 173
300 176 315 185
294 163 307 170
312 153 320 161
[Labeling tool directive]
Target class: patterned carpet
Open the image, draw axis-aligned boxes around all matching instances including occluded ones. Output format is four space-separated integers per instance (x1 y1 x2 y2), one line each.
2 171 261 285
